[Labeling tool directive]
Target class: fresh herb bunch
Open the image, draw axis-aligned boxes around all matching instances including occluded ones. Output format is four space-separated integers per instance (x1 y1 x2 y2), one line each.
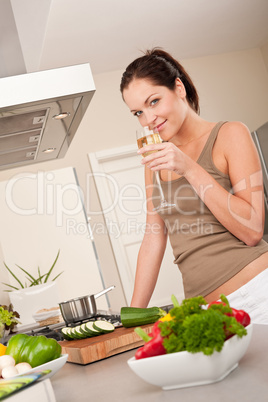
2 250 63 291
0 304 20 334
159 295 247 356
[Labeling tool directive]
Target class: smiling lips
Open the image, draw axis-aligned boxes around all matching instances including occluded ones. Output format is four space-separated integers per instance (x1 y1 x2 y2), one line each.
154 120 167 132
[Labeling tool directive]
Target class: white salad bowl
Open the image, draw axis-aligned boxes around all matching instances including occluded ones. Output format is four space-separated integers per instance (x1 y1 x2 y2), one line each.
0 354 68 382
128 323 253 390
21 354 68 379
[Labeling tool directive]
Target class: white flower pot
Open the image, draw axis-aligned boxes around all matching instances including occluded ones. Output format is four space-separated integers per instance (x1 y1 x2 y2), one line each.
9 282 60 327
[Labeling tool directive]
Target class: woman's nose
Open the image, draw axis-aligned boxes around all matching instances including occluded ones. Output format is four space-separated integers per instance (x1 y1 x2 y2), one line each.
143 110 157 127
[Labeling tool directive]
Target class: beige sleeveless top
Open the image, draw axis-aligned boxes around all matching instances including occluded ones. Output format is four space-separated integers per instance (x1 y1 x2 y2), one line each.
152 121 268 298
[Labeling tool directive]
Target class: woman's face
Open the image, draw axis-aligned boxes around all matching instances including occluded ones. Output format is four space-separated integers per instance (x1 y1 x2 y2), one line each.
123 78 188 141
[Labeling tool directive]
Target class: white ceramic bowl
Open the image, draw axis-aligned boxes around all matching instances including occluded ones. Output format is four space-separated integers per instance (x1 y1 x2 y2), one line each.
0 354 68 382
33 308 62 322
128 324 253 390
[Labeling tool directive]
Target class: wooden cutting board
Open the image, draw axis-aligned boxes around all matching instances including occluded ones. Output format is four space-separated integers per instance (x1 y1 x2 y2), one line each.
58 323 154 365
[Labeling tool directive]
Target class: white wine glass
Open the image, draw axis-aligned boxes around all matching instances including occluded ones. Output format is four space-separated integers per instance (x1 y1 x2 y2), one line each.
136 126 176 211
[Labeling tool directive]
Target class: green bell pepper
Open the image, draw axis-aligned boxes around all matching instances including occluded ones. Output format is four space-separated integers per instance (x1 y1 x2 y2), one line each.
5 334 61 367
4 334 28 363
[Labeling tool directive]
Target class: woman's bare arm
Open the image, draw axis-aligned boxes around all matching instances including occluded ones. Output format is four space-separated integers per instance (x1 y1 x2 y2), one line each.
130 167 168 307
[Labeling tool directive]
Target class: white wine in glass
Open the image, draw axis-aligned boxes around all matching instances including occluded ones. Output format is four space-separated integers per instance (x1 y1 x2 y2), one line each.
136 126 176 211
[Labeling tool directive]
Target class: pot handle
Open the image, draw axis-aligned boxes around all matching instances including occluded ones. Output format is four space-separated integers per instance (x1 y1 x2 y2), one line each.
94 285 115 299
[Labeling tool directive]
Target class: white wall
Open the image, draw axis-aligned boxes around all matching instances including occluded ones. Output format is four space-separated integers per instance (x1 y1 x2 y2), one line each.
82 47 268 154
260 42 268 72
0 47 268 309
0 167 109 324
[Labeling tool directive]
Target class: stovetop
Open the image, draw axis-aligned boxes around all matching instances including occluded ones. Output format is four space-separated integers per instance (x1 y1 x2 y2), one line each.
4 304 174 344
4 310 121 344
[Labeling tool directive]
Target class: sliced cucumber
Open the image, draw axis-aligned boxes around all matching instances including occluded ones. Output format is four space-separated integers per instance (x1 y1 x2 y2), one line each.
80 323 93 337
66 327 78 340
61 321 115 340
61 327 73 340
68 327 79 339
74 325 88 339
66 327 77 339
69 327 84 339
84 321 101 336
93 320 115 334
65 327 76 339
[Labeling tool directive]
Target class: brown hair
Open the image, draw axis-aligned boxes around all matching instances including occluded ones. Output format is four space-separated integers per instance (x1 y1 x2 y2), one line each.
120 48 200 114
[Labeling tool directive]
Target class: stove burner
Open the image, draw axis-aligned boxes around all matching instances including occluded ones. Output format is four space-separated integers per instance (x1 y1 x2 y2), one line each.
14 311 122 342
29 326 64 341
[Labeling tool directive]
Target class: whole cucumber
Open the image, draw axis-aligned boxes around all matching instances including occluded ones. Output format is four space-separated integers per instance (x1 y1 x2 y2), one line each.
120 306 166 328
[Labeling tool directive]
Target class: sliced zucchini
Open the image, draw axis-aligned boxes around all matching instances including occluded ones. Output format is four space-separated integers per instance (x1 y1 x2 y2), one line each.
61 327 73 340
80 323 93 337
65 327 76 339
67 327 79 340
84 321 101 336
93 320 115 334
74 325 88 339
69 327 83 339
68 327 79 339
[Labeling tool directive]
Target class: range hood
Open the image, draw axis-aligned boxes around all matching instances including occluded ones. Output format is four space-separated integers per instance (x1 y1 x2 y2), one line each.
0 64 95 170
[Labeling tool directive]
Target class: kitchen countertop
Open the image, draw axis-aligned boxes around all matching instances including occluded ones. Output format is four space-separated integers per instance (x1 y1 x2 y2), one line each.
51 324 268 402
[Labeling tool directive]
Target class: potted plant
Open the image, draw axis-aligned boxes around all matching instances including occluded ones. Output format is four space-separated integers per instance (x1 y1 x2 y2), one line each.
1 250 63 326
2 250 62 291
0 304 20 343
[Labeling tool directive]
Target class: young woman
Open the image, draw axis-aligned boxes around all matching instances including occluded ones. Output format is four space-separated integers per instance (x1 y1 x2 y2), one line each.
120 48 268 324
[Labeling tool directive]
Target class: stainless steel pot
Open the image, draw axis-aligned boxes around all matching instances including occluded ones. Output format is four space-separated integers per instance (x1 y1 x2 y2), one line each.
59 285 115 324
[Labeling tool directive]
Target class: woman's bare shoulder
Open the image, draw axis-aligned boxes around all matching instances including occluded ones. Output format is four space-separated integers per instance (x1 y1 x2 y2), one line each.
219 121 251 141
217 121 254 153
217 121 262 178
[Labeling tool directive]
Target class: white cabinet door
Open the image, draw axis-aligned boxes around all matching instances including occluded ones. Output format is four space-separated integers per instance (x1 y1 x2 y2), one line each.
89 145 184 307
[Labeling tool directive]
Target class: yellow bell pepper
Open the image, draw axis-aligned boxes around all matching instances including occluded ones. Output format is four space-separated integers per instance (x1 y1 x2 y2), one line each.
159 313 172 322
0 343 7 356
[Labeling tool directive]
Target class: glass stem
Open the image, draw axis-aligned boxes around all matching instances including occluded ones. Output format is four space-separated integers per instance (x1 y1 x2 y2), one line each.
155 171 166 202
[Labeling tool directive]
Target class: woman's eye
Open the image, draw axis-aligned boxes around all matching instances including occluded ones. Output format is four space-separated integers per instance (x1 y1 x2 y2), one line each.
134 111 142 117
150 99 159 106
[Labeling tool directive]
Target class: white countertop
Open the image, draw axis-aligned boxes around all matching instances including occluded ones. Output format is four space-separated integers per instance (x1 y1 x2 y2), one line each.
51 323 268 402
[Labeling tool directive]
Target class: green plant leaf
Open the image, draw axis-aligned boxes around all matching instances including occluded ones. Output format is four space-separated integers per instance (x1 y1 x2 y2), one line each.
52 271 64 281
28 274 47 286
171 294 180 308
15 264 37 283
3 262 24 289
44 250 60 283
1 282 20 291
2 249 62 291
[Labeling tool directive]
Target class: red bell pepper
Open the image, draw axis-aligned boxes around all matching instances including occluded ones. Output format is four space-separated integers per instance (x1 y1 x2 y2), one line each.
134 321 166 360
208 296 250 327
229 307 251 327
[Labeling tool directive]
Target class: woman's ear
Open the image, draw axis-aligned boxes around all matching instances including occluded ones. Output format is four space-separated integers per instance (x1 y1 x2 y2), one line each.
175 77 186 98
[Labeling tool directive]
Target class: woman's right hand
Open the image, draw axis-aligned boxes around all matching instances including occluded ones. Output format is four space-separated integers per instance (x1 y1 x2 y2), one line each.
138 141 195 177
